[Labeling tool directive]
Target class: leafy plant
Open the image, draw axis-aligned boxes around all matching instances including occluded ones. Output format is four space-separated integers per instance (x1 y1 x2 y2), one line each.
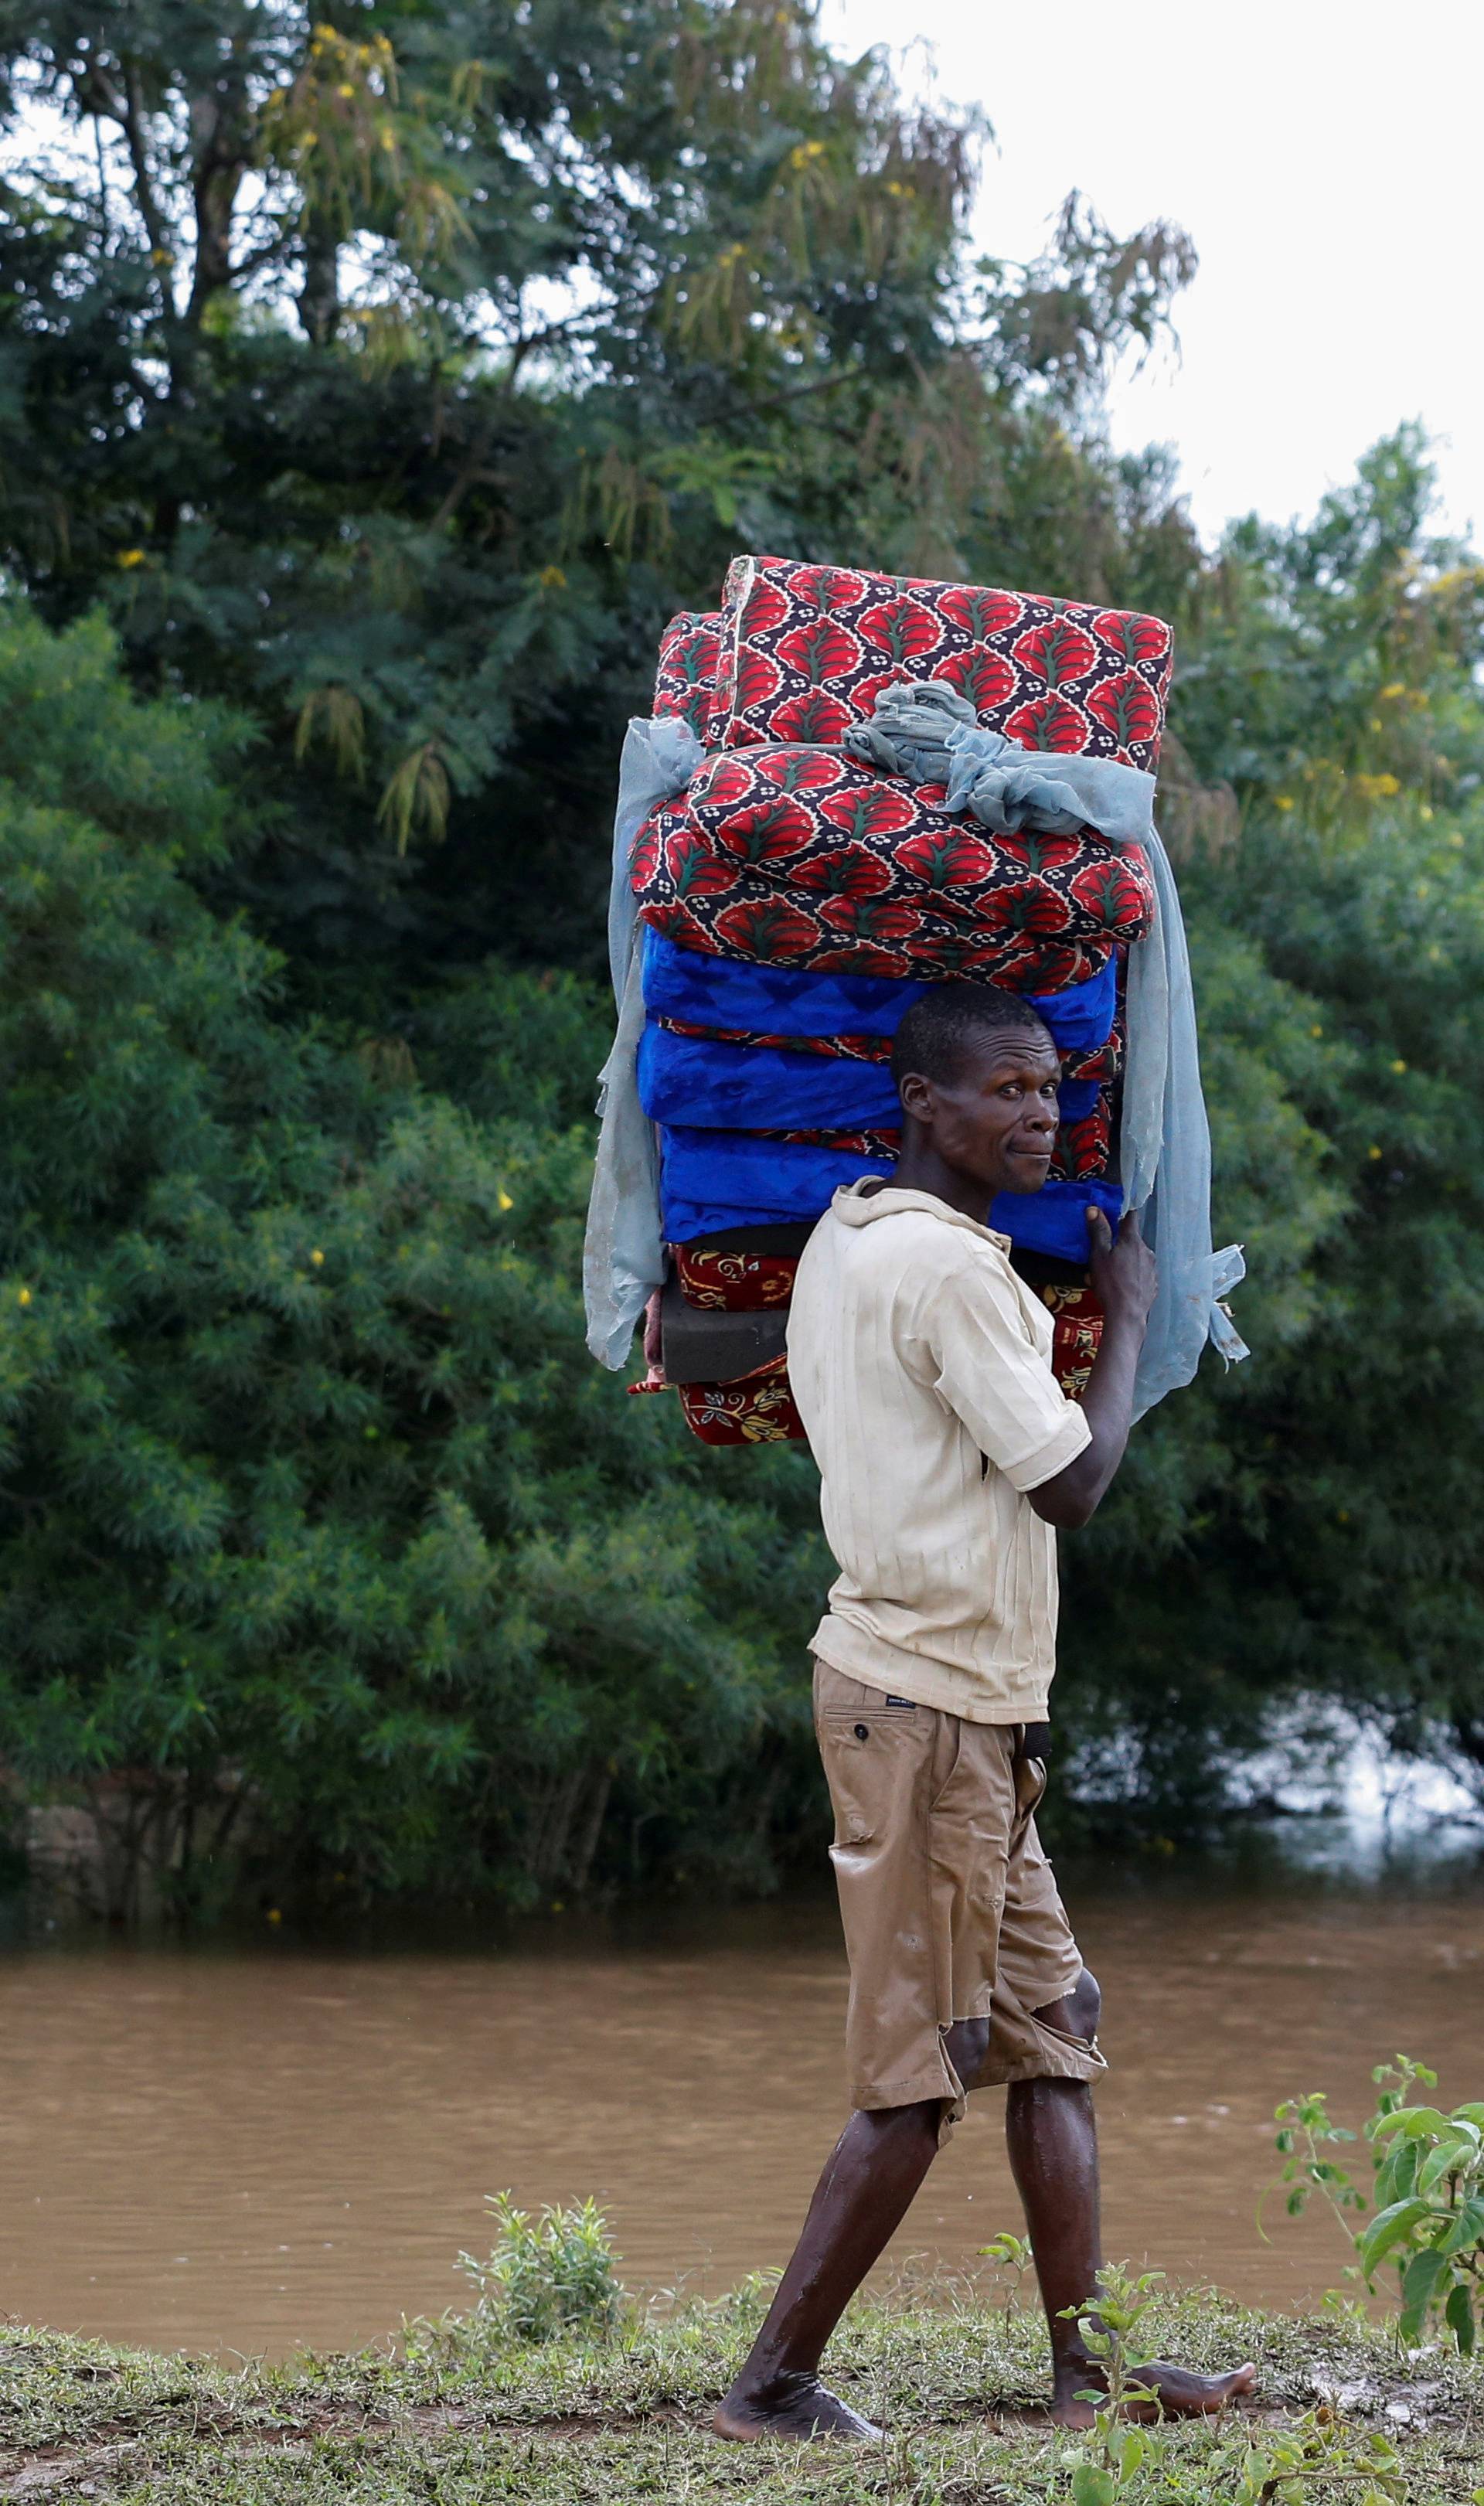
1055 2407 1405 2506
1264 2090 1367 2239
1267 2058 1484 2355
1052 2264 1404 2506
453 2194 624 2345
978 2226 1034 2321
1182 2409 1403 2506
1360 2060 1484 2355
1058 2263 1166 2502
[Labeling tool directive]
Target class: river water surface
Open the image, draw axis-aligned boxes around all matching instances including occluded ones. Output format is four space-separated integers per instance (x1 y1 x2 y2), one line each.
4 1851 1482 2358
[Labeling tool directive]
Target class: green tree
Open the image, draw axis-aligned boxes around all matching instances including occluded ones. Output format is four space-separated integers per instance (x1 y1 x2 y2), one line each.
0 0 1223 1911
1054 431 1484 1829
0 603 831 1916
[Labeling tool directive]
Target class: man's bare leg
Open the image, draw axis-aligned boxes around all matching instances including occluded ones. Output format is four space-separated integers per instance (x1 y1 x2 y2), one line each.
712 2016 989 2440
1005 1971 1257 2428
713 1983 1255 2443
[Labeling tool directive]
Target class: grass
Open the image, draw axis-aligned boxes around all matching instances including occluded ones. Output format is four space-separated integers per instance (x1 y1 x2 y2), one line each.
2 2280 1482 2504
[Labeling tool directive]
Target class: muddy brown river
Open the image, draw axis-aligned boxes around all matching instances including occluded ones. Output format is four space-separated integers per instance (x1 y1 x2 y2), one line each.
3 1860 1482 2358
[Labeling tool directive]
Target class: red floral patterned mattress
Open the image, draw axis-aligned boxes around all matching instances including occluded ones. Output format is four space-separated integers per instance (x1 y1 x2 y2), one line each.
631 742 1154 988
653 611 722 738
676 1352 805 1445
706 555 1172 770
672 1283 1106 1442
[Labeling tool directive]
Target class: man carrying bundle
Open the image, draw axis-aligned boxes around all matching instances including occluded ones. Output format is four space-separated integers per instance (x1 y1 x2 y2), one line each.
713 982 1257 2442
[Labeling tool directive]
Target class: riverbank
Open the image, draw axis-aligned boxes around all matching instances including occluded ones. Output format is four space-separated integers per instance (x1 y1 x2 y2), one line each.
3 2286 1481 2503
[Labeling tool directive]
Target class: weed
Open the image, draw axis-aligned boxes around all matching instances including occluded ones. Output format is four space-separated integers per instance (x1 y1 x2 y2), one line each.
451 2192 624 2344
979 2227 1035 2323
1052 2263 1408 2504
1264 2089 1367 2245
1267 2058 1484 2356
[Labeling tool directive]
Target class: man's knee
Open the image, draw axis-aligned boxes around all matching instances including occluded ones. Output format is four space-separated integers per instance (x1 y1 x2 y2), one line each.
1034 1965 1101 2045
1064 1965 1101 2044
945 2013 992 2089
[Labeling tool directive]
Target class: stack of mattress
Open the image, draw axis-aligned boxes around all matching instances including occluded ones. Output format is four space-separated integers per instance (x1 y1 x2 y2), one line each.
627 555 1176 1443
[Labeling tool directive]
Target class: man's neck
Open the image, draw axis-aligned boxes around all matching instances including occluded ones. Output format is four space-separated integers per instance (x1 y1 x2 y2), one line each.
877 1145 993 1227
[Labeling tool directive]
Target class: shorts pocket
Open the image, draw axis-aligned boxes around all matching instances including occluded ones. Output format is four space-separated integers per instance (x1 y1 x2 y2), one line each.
1013 1752 1049 1820
818 1702 918 1847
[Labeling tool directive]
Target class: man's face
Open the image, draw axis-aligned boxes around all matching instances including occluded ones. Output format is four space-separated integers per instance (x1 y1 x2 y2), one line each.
897 1024 1061 1199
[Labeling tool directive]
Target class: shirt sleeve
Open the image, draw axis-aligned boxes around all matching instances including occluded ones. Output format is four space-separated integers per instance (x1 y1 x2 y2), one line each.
924 1253 1093 1491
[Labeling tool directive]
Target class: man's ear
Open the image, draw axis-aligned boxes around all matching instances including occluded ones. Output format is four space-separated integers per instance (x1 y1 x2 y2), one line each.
897 1071 936 1124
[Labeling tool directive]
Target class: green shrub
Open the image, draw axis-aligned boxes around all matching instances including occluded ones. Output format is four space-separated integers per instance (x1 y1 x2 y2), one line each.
1270 2058 1484 2355
454 2194 625 2344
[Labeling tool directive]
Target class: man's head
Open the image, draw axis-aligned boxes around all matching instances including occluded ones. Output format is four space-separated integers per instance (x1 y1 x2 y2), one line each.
890 983 1060 1202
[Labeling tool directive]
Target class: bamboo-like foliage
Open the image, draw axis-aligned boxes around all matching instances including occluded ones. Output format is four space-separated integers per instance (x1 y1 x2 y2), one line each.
0 0 1198 863
294 683 366 782
260 26 408 235
376 740 451 850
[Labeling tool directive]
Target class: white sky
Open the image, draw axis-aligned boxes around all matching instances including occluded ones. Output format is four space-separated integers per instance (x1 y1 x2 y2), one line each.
825 0 1482 550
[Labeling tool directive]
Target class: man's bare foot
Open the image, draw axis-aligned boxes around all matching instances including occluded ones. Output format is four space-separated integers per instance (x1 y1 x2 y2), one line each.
711 2371 883 2443
1050 2357 1258 2429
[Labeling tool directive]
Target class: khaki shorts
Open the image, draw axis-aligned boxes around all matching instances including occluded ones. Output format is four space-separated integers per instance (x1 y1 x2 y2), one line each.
814 1661 1105 2136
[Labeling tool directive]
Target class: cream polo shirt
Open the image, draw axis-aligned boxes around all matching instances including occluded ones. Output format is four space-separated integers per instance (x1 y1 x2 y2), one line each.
786 1181 1093 1723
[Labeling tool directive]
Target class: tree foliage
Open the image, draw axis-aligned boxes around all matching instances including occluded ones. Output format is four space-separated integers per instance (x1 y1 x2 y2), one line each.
0 607 827 1915
0 0 1196 979
1060 432 1484 1830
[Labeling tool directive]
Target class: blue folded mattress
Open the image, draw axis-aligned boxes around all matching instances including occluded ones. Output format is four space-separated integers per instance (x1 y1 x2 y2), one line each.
639 1019 1102 1133
647 930 1121 1259
638 1023 901 1130
659 1123 1120 1258
642 930 1117 1053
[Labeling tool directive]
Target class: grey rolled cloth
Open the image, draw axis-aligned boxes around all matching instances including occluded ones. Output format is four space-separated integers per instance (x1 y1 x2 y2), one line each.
840 680 1156 850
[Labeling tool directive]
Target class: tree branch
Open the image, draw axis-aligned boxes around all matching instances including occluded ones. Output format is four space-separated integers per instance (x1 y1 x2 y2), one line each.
186 80 251 331
737 366 859 421
121 61 173 273
431 413 505 530
69 47 173 291
231 227 296 289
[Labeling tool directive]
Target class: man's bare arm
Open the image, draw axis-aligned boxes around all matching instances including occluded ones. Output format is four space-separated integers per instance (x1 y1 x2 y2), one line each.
1027 1210 1157 1531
